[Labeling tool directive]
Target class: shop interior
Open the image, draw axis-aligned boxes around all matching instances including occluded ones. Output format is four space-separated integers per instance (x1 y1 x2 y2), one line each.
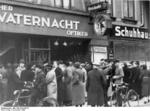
0 33 91 65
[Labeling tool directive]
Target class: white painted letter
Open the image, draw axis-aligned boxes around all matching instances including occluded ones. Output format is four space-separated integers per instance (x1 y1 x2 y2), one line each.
59 20 65 29
24 15 32 26
32 16 41 26
14 13 23 24
6 13 16 24
115 26 121 36
65 20 73 30
0 12 7 22
73 21 80 30
41 17 50 27
51 19 59 28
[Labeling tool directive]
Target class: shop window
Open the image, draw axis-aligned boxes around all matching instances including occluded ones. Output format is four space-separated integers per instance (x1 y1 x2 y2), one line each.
91 46 107 64
12 0 87 12
55 0 63 8
71 0 86 11
123 0 135 19
90 0 106 4
38 0 55 7
30 38 49 48
63 0 71 9
13 0 33 3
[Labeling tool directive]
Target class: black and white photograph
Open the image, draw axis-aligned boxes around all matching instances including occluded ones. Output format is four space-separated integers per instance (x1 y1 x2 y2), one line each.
0 0 150 109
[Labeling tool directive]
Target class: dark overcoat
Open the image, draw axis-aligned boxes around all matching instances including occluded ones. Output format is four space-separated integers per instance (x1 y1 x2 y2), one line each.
86 68 107 106
62 66 73 103
20 69 35 82
140 69 150 97
72 68 85 105
55 67 63 105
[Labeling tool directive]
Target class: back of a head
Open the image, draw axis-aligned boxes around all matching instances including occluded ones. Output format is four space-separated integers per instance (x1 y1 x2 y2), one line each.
12 63 18 71
74 62 80 69
114 59 120 64
135 61 140 66
143 65 147 70
130 61 134 65
36 64 43 70
64 61 69 67
58 60 63 65
19 59 25 64
6 63 12 69
124 62 128 68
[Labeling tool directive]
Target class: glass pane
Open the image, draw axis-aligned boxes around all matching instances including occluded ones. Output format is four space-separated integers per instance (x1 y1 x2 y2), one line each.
123 0 128 17
13 0 33 3
31 50 49 64
63 0 70 9
31 38 48 48
40 0 55 7
128 0 134 18
90 0 100 4
71 0 86 11
55 0 63 8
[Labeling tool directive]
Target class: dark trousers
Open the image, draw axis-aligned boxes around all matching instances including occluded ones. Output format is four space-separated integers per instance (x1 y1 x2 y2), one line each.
29 88 44 106
0 82 8 104
132 80 142 98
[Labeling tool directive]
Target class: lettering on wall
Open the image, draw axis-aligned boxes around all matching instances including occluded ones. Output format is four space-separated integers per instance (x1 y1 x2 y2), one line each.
113 25 149 39
0 4 88 37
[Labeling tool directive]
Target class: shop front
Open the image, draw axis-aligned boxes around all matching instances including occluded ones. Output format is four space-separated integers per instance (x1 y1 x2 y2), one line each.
108 24 150 65
0 3 94 64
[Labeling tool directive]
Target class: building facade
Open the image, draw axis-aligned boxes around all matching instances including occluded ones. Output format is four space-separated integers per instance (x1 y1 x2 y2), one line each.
0 0 97 64
0 0 149 66
88 0 150 65
109 0 150 66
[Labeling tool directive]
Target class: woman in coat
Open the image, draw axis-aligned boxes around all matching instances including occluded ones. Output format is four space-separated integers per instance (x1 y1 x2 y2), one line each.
72 62 85 106
46 61 57 102
86 63 107 106
62 62 74 106
140 65 150 103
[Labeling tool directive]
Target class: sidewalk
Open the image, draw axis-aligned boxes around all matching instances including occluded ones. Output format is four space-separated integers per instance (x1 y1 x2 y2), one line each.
138 98 150 107
82 97 150 107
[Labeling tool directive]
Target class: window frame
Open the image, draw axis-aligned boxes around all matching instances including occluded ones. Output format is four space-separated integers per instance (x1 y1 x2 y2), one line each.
62 0 71 9
54 0 63 8
123 0 135 20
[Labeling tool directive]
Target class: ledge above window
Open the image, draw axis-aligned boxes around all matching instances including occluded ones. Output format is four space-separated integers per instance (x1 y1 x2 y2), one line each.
122 17 138 25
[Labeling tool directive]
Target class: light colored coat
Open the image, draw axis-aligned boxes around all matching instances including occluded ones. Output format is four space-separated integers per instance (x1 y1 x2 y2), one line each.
46 68 57 100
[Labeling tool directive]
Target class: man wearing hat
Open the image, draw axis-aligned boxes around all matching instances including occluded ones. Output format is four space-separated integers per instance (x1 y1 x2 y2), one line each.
86 62 107 106
29 64 46 106
16 59 26 78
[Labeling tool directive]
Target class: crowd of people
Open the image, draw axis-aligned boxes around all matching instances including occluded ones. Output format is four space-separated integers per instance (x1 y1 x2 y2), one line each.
0 59 150 106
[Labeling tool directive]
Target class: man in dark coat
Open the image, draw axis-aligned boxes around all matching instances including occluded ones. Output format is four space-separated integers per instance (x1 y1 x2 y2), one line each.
6 63 25 101
123 63 132 84
20 64 35 82
0 64 8 103
86 62 107 106
130 61 141 97
29 65 46 106
55 61 63 106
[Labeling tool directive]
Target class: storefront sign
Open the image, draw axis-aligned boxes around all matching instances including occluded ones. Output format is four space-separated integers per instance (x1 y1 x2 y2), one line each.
88 2 108 12
93 46 107 53
0 4 89 38
113 25 149 39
